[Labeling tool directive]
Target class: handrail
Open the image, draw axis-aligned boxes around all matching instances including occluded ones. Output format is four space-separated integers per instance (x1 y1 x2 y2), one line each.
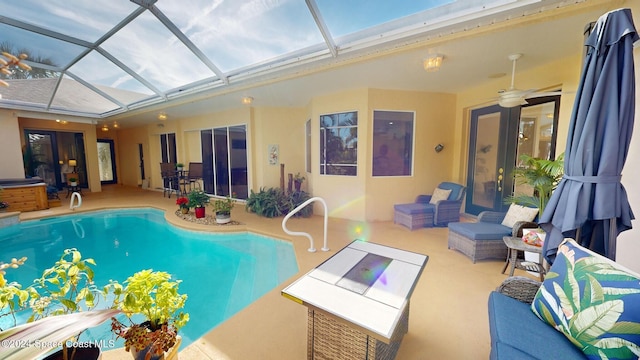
282 196 329 253
70 191 82 210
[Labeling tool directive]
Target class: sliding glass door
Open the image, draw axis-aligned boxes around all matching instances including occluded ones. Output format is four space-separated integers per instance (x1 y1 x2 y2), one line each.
201 125 248 199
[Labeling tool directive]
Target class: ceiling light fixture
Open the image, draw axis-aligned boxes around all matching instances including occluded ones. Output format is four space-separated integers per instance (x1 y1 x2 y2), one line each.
158 112 167 121
423 54 444 72
242 96 253 105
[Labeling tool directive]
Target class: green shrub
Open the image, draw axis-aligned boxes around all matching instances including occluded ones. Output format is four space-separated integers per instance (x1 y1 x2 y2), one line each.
245 187 314 218
245 187 289 218
288 191 313 218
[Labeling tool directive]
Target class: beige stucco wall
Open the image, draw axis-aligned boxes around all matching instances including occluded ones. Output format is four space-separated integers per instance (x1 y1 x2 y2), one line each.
252 107 307 190
366 88 457 221
0 110 26 178
309 88 368 221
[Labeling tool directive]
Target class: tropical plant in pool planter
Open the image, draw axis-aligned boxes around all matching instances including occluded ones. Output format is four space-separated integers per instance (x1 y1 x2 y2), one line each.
288 191 313 218
108 270 189 359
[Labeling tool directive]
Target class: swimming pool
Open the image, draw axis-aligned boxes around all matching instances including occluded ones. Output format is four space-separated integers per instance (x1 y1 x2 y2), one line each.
0 208 299 350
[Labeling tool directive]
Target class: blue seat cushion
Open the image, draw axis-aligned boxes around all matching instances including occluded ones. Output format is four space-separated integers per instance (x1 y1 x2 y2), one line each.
448 222 511 240
394 203 435 215
488 291 585 360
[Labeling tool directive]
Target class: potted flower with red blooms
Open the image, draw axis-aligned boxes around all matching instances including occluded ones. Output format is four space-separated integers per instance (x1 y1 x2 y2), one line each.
176 197 189 214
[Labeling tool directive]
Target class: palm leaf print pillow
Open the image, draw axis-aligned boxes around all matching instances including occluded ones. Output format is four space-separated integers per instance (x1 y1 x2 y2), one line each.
531 239 640 359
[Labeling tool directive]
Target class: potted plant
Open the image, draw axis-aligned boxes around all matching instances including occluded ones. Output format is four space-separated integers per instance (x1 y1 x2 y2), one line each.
108 270 189 360
293 172 305 192
68 177 78 187
212 194 236 224
187 190 209 218
176 196 189 214
506 153 564 215
175 163 184 171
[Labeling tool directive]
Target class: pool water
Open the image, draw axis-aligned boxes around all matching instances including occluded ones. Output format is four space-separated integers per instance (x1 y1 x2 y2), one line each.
0 208 299 350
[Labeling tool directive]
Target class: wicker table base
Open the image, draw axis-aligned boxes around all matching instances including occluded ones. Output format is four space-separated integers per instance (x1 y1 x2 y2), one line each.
307 303 409 360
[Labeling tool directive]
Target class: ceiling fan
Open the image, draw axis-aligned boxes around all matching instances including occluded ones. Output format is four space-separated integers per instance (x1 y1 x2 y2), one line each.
496 53 561 108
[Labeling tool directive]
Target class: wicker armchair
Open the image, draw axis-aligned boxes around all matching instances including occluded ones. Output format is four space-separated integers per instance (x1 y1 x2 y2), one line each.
495 276 542 304
415 182 466 226
447 210 538 263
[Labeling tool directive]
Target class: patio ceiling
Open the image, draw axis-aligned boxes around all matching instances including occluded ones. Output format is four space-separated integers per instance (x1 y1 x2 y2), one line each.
0 0 614 127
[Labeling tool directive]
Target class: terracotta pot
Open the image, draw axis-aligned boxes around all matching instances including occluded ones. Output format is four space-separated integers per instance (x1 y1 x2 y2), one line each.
180 207 189 214
195 206 205 218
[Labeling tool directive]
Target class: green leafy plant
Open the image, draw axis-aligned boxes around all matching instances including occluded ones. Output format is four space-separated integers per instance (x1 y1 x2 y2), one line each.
175 163 184 169
212 195 236 215
0 249 112 360
28 249 105 320
68 177 78 183
245 187 313 218
0 257 28 329
245 187 289 218
187 189 210 208
288 191 313 218
506 153 564 214
109 270 189 357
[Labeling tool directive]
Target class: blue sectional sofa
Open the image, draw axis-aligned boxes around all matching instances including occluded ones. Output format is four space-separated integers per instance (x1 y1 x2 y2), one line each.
488 277 586 360
489 238 640 359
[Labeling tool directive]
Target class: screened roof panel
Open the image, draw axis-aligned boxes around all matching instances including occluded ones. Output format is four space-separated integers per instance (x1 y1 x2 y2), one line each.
0 23 85 67
0 0 138 42
68 50 154 101
51 75 120 114
157 1 323 72
316 0 453 38
0 0 577 119
100 10 215 92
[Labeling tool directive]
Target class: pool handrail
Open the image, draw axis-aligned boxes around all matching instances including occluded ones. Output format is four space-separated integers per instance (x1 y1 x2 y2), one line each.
282 196 329 252
70 191 82 210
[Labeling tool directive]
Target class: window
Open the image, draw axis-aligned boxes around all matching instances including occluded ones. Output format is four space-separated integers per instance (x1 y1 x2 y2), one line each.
320 111 358 176
372 111 414 176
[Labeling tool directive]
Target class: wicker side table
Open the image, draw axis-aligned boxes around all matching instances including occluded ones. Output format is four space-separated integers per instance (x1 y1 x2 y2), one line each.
502 236 546 281
307 303 409 360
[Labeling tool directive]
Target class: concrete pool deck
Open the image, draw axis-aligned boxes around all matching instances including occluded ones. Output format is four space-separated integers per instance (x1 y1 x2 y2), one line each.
16 185 528 359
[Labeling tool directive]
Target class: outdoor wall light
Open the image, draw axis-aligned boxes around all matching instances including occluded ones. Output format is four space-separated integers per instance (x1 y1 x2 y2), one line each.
158 112 168 121
101 124 109 132
423 54 444 72
242 96 254 105
435 144 444 153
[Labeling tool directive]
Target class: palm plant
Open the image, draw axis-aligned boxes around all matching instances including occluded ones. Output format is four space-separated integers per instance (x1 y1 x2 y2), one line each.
506 153 564 214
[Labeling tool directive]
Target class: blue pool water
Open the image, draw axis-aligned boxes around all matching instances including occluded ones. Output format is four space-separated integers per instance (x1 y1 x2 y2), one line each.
0 208 299 350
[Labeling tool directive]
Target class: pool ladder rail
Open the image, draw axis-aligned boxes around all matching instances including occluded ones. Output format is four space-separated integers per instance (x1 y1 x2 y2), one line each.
69 191 82 210
282 196 329 253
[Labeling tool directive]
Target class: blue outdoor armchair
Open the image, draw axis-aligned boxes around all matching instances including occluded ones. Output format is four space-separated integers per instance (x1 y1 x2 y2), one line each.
394 182 466 230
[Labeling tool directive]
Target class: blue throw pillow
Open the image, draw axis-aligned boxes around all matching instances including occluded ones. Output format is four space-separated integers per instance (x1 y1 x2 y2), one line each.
531 239 640 359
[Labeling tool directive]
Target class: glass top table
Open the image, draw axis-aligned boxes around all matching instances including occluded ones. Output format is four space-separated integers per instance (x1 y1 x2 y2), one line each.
282 240 428 348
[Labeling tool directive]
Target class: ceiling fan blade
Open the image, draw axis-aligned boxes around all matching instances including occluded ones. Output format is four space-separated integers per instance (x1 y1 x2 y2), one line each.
524 91 564 99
